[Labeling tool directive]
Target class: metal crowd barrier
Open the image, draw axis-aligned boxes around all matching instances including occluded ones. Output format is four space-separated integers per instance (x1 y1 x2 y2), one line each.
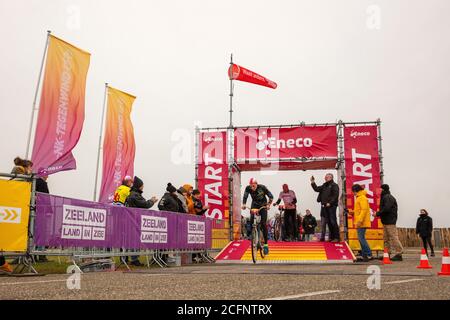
0 172 217 274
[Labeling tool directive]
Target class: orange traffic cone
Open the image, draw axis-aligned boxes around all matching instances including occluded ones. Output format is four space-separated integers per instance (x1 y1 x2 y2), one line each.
416 248 432 269
382 248 392 265
438 248 450 276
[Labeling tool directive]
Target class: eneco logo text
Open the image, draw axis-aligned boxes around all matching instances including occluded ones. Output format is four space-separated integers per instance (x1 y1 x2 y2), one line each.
350 131 371 139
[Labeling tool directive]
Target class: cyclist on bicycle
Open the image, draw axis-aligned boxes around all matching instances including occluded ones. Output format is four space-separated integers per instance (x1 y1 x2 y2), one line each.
241 178 274 255
274 184 298 241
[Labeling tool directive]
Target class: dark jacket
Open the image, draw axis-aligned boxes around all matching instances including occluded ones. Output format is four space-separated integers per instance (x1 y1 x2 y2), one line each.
36 178 49 194
175 190 188 213
158 192 180 213
302 214 317 234
242 184 274 209
125 176 155 209
311 180 339 207
193 197 207 216
416 214 433 238
376 190 398 225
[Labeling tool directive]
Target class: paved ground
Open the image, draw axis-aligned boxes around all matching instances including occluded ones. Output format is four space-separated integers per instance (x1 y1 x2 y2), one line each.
1 250 449 300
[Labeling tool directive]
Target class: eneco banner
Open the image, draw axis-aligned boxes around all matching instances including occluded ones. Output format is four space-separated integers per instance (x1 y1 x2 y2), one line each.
99 87 136 203
0 180 31 252
344 126 383 251
197 131 229 249
31 35 91 176
234 126 338 162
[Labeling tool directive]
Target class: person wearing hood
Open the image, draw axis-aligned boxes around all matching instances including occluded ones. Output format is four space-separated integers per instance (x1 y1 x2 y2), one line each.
416 209 434 257
350 184 372 262
183 184 195 214
310 173 340 242
375 184 403 261
274 184 298 241
175 186 188 213
158 183 181 212
125 176 158 209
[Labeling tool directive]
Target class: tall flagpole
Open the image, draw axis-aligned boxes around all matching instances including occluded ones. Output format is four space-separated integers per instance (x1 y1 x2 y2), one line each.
229 53 234 128
93 83 109 201
26 30 52 159
228 53 234 240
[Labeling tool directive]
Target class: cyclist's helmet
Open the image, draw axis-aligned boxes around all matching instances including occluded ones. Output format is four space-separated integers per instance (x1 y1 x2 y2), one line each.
249 178 258 185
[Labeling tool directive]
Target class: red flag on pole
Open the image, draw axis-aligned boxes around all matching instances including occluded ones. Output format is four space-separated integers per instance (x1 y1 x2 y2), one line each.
228 63 277 89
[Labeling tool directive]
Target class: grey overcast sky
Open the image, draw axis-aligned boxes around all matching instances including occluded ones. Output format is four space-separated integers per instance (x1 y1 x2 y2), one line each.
1 0 449 227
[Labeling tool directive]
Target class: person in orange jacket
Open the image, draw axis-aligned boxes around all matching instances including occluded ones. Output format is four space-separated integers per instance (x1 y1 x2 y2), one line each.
350 184 373 262
183 184 195 214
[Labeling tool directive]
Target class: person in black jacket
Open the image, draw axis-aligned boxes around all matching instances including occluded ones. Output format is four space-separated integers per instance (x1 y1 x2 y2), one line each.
35 175 50 262
125 176 158 209
302 209 317 242
36 176 49 193
375 184 403 261
192 189 209 216
416 209 434 257
242 178 274 255
310 173 340 242
125 176 158 266
158 183 181 212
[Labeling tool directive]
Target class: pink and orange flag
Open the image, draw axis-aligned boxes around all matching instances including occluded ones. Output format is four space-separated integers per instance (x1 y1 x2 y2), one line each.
31 35 91 176
99 86 136 203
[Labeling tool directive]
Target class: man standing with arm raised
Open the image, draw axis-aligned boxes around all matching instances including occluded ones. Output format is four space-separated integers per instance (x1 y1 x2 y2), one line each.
310 173 340 243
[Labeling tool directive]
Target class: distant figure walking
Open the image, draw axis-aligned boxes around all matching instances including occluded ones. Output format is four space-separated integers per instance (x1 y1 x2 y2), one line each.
416 209 434 257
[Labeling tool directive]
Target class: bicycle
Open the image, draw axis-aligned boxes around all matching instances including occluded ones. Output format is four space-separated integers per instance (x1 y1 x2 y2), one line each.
245 206 268 263
273 204 284 242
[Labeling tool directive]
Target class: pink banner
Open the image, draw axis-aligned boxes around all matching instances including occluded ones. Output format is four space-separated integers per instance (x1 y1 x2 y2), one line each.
31 35 90 176
197 131 229 221
98 87 136 203
344 125 383 250
234 126 337 162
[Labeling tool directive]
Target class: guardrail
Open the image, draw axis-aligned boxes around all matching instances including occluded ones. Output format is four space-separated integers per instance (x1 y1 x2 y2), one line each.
0 173 219 273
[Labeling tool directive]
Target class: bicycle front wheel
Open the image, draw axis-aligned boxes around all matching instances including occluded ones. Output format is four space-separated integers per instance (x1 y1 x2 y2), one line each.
251 226 258 263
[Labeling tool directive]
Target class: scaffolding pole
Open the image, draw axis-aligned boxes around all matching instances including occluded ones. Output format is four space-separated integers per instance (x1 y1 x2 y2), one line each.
199 120 379 132
337 120 348 241
377 118 384 184
194 125 200 189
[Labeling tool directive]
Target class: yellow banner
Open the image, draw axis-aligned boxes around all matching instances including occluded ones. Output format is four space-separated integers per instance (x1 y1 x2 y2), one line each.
0 180 31 252
348 216 384 251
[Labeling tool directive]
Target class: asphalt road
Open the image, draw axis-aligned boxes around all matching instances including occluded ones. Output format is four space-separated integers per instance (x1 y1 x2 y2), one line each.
1 251 449 300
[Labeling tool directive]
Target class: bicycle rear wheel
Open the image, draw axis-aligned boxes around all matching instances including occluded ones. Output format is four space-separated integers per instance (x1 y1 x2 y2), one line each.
251 226 258 263
274 219 281 242
259 227 266 259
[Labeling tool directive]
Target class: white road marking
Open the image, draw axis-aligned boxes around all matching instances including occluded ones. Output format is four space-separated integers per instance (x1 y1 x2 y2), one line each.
384 278 424 284
264 289 341 300
0 279 67 286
